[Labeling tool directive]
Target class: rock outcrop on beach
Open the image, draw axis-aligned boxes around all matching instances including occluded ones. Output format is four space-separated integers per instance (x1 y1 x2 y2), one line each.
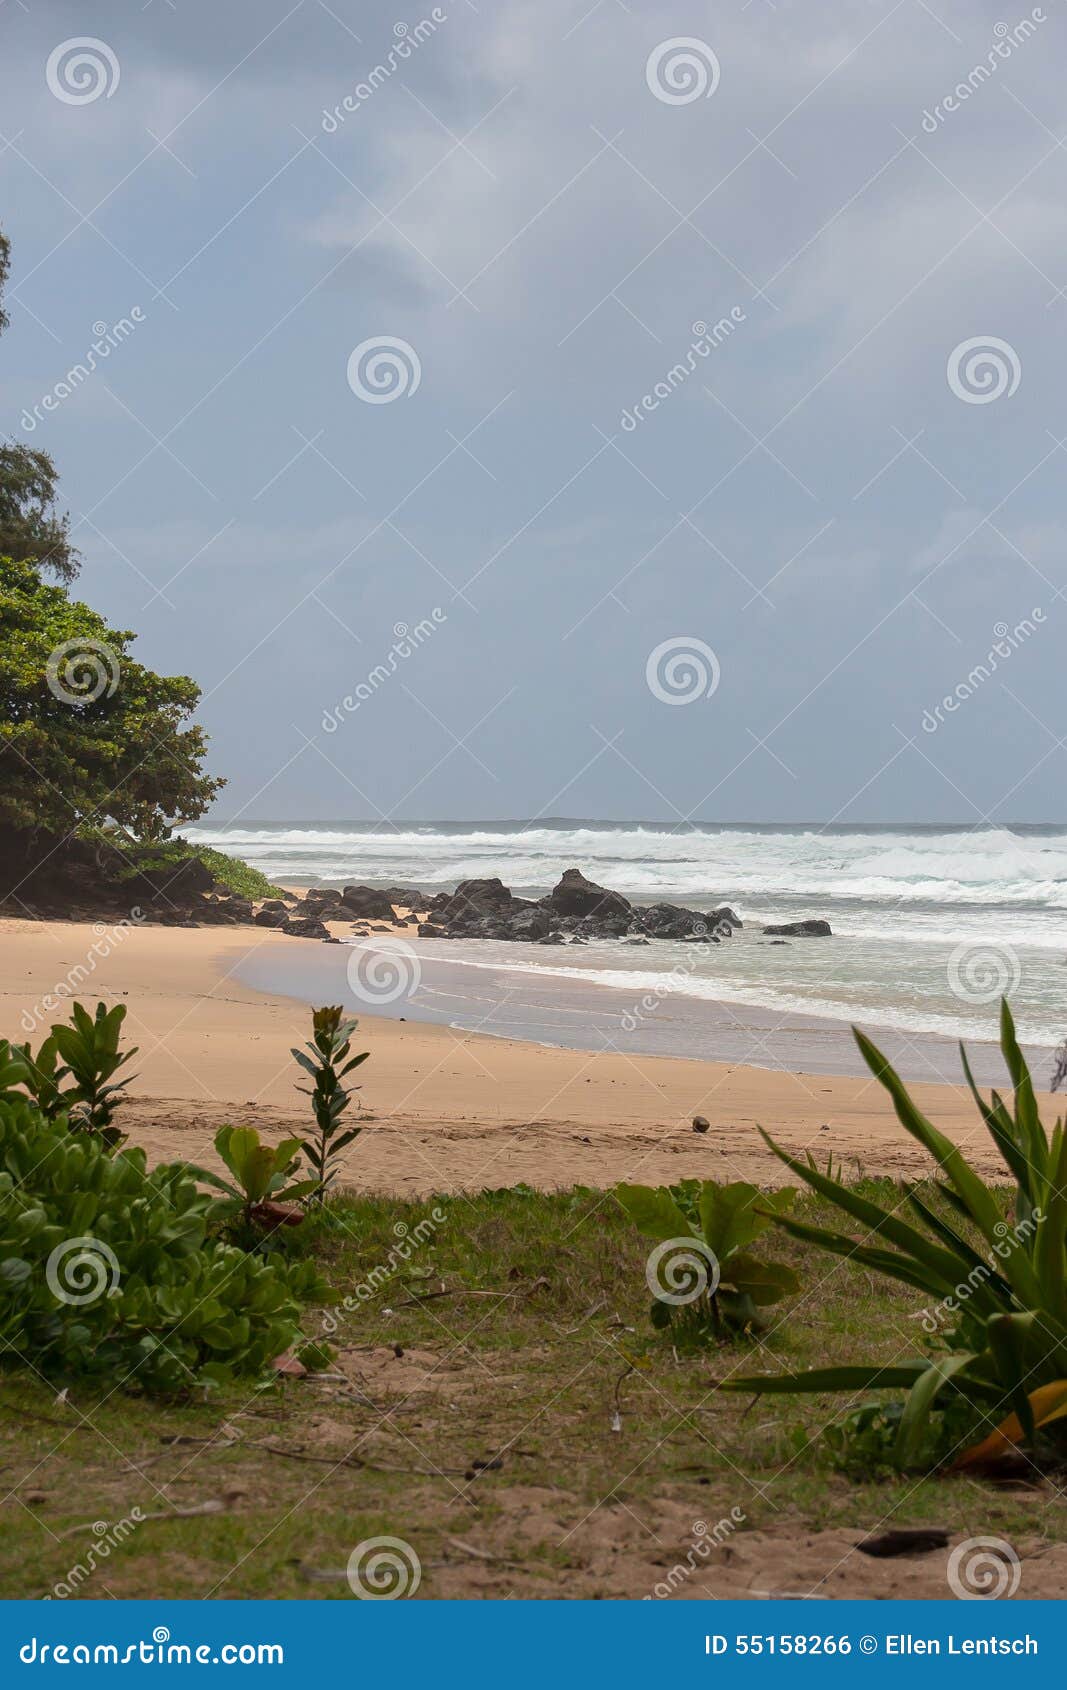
407 867 748 947
762 919 833 937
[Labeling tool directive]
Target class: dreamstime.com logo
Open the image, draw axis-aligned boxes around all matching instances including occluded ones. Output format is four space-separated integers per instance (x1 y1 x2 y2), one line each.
619 311 746 432
45 1512 145 1600
321 12 447 132
46 38 120 104
20 913 145 1035
646 38 720 105
645 1511 746 1599
45 1237 121 1307
321 610 447 731
347 336 421 403
22 311 145 433
346 937 422 1006
947 1536 1021 1599
19 1628 284 1665
920 12 1046 132
646 637 720 705
645 1237 720 1306
46 639 121 705
947 336 1020 404
946 940 1021 1005
322 1208 446 1335
920 611 1045 734
347 1536 422 1598
914 1209 1041 1334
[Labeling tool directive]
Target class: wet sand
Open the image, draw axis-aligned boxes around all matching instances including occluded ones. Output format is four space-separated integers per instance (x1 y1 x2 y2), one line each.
0 915 1041 1195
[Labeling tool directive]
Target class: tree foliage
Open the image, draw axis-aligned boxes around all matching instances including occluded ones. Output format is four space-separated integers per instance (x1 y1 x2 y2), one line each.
0 555 224 840
0 224 78 580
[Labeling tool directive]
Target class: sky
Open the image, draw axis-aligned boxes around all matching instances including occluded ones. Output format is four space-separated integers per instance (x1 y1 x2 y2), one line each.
2 0 1066 825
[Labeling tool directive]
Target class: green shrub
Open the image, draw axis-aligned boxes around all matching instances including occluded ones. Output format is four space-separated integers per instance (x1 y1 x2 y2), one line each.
0 1098 329 1394
18 1002 136 1148
293 1007 367 1202
615 1177 799 1343
725 1000 1067 1469
199 1125 317 1229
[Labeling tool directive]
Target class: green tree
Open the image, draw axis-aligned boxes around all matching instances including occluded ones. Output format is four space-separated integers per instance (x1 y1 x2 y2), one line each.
0 555 224 843
0 224 79 580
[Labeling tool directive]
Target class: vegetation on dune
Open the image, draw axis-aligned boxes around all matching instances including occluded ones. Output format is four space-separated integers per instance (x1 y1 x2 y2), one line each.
2 1178 1063 1598
615 1178 799 1342
0 1094 329 1394
0 997 370 1395
726 1000 1067 1471
83 830 287 902
17 1000 137 1149
292 1006 368 1204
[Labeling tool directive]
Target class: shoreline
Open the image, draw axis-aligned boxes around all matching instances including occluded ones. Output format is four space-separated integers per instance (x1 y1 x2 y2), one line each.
0 914 1046 1195
232 931 1046 1088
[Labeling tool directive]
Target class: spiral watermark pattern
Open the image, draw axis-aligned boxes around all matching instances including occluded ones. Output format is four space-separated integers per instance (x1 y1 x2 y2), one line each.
346 1535 422 1599
346 938 422 1006
46 38 120 105
347 336 422 403
947 336 1020 404
46 639 121 706
646 38 720 105
45 1237 121 1307
645 1237 720 1306
946 941 1021 1004
947 1536 1021 1599
645 637 720 705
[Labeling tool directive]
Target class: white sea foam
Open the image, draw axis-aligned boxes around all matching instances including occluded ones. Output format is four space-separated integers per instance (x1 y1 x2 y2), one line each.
189 820 1067 1047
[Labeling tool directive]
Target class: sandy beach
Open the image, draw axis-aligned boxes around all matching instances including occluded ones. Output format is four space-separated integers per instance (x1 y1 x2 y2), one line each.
0 912 1036 1194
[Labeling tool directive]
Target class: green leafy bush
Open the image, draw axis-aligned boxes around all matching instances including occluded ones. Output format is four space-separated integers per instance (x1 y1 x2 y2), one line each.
726 1001 1067 1468
199 1125 317 1228
615 1177 799 1343
18 1002 136 1147
0 1098 329 1394
293 1007 368 1202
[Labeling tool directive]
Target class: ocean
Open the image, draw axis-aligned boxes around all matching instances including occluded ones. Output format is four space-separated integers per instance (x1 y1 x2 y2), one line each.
186 820 1067 1054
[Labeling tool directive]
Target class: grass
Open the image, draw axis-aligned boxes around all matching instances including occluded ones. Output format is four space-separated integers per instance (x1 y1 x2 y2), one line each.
82 830 287 902
0 1181 1062 1599
181 843 286 902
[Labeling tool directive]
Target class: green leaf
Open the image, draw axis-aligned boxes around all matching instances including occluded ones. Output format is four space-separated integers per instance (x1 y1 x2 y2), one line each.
722 1363 931 1396
614 1183 695 1243
895 1353 977 1465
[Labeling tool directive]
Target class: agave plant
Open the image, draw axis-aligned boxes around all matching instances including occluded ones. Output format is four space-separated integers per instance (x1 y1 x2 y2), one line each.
616 1178 799 1341
725 1000 1067 1468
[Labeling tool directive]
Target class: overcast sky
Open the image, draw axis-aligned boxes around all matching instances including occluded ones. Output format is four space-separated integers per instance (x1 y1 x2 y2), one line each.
2 0 1065 824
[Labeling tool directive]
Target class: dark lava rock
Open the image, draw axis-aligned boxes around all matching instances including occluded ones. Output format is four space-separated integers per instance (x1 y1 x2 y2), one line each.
762 919 832 937
547 868 631 921
692 1116 710 1133
638 902 713 940
442 877 518 919
340 885 399 921
506 907 552 942
706 905 742 931
132 854 216 902
381 886 433 909
282 915 330 939
303 887 342 905
418 923 448 938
